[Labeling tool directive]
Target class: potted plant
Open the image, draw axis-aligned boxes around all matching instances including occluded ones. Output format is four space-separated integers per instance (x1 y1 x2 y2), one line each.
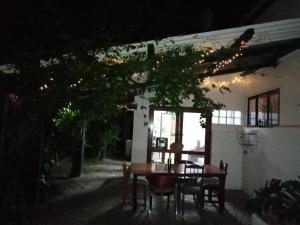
247 178 300 225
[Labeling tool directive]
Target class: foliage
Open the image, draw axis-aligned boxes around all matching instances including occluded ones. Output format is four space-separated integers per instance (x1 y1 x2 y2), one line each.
86 121 121 159
145 45 226 115
52 107 79 127
1 24 246 224
52 107 80 160
247 178 300 224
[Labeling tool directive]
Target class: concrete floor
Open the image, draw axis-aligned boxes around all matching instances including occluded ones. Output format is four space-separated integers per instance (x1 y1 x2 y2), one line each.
32 159 252 225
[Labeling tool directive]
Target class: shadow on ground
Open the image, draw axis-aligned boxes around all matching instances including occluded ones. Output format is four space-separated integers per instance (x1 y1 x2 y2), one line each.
31 159 251 225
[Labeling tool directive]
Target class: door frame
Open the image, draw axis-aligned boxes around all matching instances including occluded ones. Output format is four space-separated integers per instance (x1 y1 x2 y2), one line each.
147 106 211 164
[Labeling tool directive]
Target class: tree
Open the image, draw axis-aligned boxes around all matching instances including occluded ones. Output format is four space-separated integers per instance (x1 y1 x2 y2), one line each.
1 13 251 222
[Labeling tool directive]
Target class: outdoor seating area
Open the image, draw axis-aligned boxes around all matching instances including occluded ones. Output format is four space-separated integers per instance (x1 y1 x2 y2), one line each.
30 159 251 225
1 1 300 225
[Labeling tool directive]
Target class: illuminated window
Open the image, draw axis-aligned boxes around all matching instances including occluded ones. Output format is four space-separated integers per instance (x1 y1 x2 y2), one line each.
212 110 242 125
247 89 279 127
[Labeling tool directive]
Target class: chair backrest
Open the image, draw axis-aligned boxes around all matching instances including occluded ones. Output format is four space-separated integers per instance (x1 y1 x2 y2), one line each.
170 142 184 164
219 160 229 184
177 160 194 165
183 163 204 185
219 160 228 174
224 163 228 174
122 162 131 185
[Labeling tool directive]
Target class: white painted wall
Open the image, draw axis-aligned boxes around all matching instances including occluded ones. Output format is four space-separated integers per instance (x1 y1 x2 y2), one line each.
242 127 300 194
211 125 243 189
242 50 300 194
206 74 247 189
131 73 246 189
131 46 300 191
131 96 149 163
246 50 300 126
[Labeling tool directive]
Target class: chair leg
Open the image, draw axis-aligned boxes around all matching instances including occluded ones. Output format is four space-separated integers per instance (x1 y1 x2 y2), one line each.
181 194 185 216
175 189 178 214
149 194 152 211
218 189 225 213
167 195 170 209
144 188 147 210
208 189 212 202
122 187 127 207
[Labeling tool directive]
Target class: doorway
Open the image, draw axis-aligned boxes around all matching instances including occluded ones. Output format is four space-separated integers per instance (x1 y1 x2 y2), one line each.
147 108 211 165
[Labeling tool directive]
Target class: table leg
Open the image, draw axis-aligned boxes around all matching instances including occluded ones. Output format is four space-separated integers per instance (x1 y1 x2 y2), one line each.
218 175 225 213
132 174 137 211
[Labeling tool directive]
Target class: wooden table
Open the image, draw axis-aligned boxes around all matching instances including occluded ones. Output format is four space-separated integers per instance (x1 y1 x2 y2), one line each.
131 163 226 212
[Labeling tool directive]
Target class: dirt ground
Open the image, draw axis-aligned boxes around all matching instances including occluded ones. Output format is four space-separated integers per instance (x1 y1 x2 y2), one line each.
31 159 124 225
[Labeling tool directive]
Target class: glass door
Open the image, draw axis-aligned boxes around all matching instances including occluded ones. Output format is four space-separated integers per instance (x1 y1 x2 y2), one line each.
147 108 211 165
181 112 206 165
150 110 176 163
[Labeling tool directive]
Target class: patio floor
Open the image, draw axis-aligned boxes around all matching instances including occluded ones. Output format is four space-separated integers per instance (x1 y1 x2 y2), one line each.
31 159 252 225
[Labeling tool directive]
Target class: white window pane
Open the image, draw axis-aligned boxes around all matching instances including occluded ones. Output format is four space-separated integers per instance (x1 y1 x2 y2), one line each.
234 111 241 118
182 112 206 151
213 110 219 117
152 152 162 162
227 118 234 125
153 110 176 149
181 154 188 160
181 154 204 166
220 117 226 124
220 110 226 117
227 111 234 117
164 153 174 164
234 118 241 125
212 117 218 124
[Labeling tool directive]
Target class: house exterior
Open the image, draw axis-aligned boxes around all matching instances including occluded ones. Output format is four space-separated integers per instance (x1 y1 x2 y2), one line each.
131 1 300 194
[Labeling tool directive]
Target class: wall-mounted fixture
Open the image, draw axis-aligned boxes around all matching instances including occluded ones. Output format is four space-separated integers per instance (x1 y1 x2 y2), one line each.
239 131 258 154
296 104 300 113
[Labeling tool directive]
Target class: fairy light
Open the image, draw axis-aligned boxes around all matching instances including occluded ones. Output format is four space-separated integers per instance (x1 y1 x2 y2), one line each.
212 40 248 74
202 75 245 88
117 104 135 111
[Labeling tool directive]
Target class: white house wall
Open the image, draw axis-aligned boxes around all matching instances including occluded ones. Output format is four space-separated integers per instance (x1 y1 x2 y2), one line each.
205 74 247 190
131 73 246 189
242 50 300 194
131 96 149 163
132 49 300 191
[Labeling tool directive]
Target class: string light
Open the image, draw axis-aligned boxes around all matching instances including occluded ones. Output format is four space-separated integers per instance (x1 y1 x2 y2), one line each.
117 104 135 111
39 84 48 91
210 40 248 74
202 76 245 88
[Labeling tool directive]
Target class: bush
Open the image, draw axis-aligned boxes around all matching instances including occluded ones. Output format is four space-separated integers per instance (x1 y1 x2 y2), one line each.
247 177 300 224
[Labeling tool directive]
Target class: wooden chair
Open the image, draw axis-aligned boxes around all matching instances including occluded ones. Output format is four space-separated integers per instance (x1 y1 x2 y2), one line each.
147 175 176 212
122 162 147 209
203 160 228 211
177 163 205 217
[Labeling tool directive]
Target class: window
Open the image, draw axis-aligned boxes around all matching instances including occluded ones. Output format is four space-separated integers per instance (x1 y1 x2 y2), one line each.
212 110 242 125
247 89 279 127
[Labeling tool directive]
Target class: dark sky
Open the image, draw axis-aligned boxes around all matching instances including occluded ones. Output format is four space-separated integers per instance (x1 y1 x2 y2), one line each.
0 0 262 63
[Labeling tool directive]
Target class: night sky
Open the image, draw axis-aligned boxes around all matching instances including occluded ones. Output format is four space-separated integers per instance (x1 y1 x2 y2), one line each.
0 0 262 63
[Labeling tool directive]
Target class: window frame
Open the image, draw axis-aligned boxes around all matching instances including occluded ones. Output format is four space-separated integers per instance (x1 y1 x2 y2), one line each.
247 89 280 127
212 109 242 125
